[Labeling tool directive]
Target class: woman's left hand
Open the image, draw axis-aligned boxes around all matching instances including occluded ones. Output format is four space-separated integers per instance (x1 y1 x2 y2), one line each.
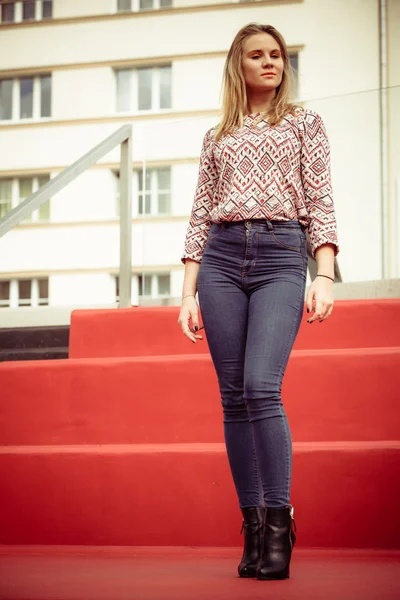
306 277 334 323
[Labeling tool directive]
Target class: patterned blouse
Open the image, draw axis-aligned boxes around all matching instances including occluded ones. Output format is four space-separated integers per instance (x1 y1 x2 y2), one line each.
182 107 339 263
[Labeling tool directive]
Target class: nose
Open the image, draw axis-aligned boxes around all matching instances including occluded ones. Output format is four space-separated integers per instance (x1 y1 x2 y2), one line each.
262 55 273 68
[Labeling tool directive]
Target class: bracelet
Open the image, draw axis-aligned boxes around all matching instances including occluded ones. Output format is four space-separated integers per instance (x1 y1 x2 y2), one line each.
316 274 335 283
182 294 196 300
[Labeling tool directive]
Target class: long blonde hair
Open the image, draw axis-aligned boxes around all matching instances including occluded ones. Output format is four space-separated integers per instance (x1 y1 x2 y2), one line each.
214 23 302 141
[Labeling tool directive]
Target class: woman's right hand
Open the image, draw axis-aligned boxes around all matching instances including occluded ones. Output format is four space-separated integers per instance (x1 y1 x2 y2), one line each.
178 296 204 343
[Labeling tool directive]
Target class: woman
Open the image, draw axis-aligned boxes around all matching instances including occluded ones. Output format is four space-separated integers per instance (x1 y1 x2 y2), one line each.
178 23 339 581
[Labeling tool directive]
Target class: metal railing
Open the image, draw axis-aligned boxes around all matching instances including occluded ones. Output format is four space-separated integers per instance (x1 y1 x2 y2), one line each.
0 125 133 307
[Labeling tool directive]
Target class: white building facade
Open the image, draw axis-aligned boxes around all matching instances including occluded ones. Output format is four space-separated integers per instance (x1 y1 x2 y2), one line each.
0 0 399 312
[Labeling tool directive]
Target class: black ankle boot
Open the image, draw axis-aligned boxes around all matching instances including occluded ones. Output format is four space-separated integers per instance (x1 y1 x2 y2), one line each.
237 506 265 578
256 505 296 580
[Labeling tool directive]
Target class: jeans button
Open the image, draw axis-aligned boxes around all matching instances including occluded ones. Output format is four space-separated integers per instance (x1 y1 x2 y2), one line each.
245 220 251 226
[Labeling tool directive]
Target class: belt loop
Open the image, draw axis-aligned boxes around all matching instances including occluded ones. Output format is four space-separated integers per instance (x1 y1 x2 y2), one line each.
266 219 273 231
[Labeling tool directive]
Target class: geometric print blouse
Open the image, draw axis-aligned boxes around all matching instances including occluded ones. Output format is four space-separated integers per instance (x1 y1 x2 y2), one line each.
182 106 339 263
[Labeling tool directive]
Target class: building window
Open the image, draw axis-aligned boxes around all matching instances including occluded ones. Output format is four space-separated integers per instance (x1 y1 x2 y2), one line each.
116 65 172 113
289 52 299 98
138 273 170 299
117 0 131 10
0 175 51 222
117 0 172 12
0 281 10 307
115 273 171 304
139 0 172 10
1 1 15 22
115 274 120 303
20 76 34 118
0 179 12 219
0 79 13 120
138 167 171 216
40 74 51 117
0 278 49 308
42 0 52 19
22 0 35 20
0 1 52 23
115 167 171 217
139 273 170 298
19 175 50 222
0 75 51 121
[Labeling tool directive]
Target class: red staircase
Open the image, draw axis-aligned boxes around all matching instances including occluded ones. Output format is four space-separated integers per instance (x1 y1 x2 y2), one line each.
1 299 399 598
1 299 399 553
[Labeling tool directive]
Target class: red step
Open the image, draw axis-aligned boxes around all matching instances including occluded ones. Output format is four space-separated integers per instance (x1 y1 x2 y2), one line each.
2 298 399 552
69 299 400 359
1 347 399 444
0 441 398 547
0 348 400 445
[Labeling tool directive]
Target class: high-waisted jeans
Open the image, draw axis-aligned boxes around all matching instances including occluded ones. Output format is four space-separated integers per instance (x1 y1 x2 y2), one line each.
197 219 308 509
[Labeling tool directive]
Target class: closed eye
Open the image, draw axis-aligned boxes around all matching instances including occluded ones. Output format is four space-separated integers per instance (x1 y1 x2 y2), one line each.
251 54 280 60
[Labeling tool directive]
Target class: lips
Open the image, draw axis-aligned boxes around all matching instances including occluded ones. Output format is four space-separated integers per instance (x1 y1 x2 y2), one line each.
261 73 275 77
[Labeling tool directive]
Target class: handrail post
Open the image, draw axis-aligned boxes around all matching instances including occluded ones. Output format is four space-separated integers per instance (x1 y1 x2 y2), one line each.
119 131 133 308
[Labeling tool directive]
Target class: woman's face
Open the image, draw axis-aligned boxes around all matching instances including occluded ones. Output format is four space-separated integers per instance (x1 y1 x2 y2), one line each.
241 32 284 93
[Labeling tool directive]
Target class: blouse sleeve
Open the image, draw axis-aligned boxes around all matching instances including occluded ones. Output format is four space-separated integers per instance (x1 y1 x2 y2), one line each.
181 128 219 264
300 109 339 257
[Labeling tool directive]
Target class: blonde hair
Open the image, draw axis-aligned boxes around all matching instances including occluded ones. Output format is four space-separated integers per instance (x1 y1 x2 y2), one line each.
214 23 302 141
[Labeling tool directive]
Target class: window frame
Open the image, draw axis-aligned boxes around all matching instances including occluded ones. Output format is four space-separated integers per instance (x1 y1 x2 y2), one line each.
22 0 36 21
0 175 51 223
114 166 172 218
116 0 172 12
0 178 13 219
0 74 52 122
138 272 171 299
114 272 171 304
0 1 16 23
137 167 171 217
115 64 172 114
0 277 49 308
0 1 53 24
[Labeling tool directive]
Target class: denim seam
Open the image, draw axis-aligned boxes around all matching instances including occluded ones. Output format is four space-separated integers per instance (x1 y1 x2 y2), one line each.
251 432 262 502
300 238 309 276
270 230 301 252
274 277 305 505
207 224 224 241
244 232 259 277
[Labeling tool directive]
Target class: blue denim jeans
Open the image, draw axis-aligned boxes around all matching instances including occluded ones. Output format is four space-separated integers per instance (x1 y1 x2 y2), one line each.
197 219 308 509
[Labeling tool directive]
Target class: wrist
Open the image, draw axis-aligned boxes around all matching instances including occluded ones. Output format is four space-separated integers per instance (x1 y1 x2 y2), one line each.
316 274 334 283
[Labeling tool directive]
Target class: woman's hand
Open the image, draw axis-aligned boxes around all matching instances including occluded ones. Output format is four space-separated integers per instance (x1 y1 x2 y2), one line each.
178 296 204 343
306 277 334 323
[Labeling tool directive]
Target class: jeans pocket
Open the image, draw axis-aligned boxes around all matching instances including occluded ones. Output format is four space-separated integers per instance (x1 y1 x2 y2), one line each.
270 228 302 252
207 222 224 241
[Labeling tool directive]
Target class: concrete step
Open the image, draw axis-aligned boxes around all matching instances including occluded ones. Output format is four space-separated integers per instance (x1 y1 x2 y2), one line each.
0 347 69 362
0 325 69 362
